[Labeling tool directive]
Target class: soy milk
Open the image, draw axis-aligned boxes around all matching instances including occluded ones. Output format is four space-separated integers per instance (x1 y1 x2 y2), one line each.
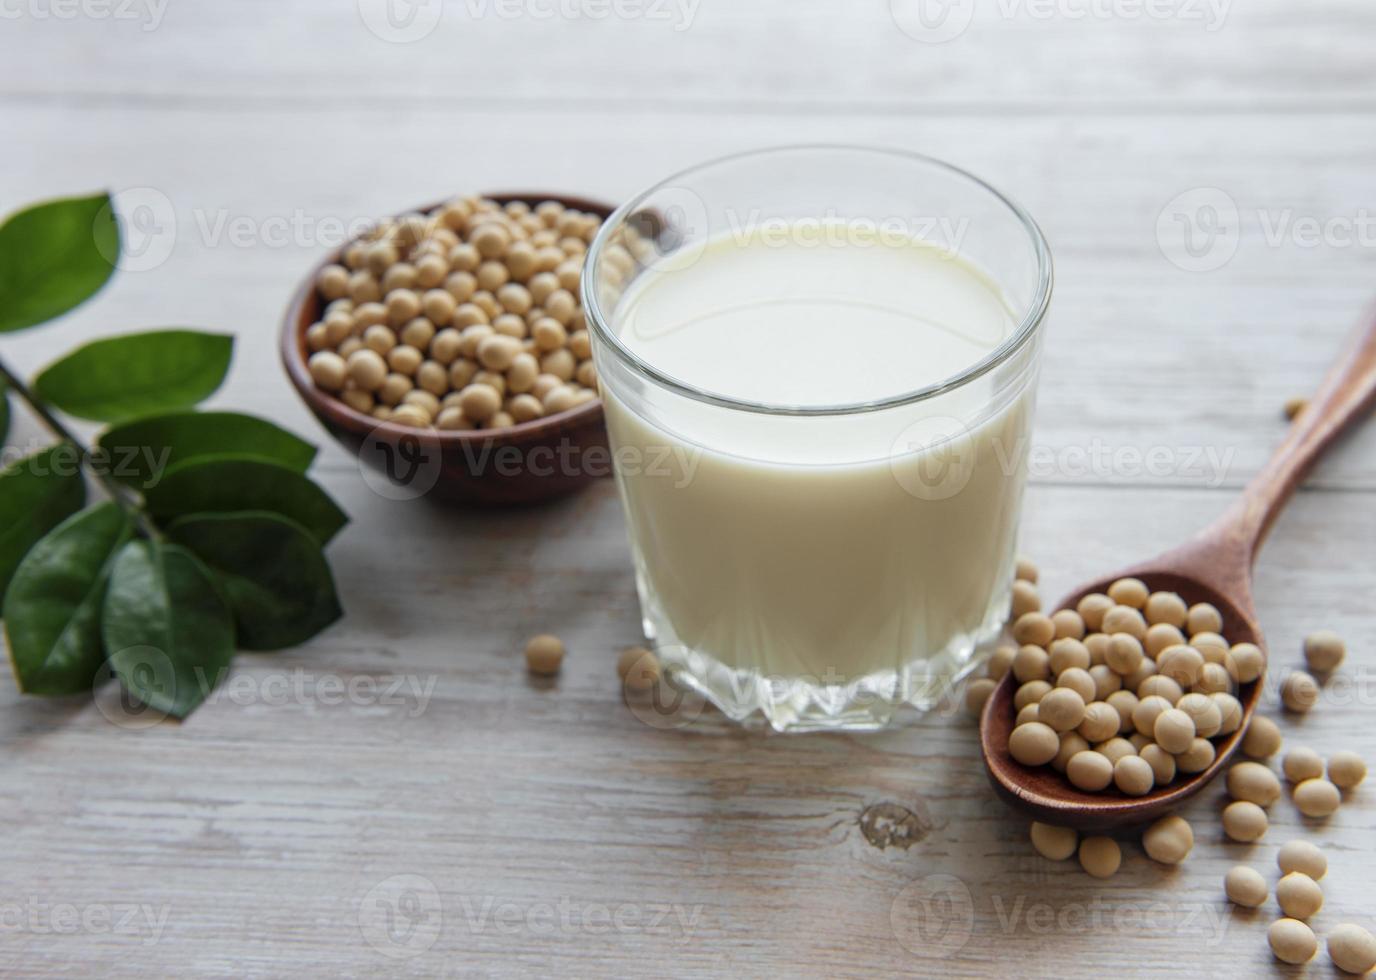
601 226 1036 726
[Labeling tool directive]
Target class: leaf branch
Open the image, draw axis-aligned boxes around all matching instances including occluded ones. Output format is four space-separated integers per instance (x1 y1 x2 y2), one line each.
0 353 162 541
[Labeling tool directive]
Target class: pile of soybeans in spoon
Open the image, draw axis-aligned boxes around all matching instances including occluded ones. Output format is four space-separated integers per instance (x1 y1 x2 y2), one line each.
972 563 1260 797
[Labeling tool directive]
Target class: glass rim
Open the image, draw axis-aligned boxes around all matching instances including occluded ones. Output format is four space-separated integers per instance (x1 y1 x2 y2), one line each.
582 144 1054 418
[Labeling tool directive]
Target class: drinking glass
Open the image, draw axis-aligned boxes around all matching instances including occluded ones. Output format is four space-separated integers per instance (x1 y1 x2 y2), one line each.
584 146 1052 732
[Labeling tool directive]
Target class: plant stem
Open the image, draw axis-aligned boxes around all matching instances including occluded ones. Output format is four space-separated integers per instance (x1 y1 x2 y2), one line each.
0 354 162 540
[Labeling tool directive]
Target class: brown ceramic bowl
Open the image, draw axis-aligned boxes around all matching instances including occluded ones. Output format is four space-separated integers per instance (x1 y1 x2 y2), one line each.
281 192 616 506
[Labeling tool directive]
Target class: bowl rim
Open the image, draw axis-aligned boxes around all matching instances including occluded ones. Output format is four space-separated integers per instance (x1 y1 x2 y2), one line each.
280 191 615 448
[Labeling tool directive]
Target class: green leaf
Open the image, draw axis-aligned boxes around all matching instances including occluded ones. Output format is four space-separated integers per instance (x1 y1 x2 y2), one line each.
96 411 317 491
34 329 233 422
102 539 235 719
168 511 343 651
143 456 348 545
0 444 87 603
0 193 119 334
3 503 133 695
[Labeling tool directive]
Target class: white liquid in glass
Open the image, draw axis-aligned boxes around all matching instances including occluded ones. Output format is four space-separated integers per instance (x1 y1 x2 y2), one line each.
602 228 1034 729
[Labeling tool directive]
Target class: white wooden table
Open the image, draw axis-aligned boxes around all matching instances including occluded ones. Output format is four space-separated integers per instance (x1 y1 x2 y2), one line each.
2 3 1375 976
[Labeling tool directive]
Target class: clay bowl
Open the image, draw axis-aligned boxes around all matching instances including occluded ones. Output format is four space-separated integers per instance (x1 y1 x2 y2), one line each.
281 192 615 506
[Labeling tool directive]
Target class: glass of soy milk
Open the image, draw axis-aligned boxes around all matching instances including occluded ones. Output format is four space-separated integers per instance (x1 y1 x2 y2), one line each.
584 146 1052 732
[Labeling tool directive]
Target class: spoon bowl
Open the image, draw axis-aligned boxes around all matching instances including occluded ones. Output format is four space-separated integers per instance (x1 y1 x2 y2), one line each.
981 570 1263 831
980 311 1376 831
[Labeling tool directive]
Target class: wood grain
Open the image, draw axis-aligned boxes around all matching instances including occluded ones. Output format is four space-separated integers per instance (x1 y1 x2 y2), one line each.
2 3 1376 976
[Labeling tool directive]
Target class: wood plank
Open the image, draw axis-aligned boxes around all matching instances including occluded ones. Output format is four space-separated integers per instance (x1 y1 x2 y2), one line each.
2 104 1374 489
3 7 1376 973
1 0 1374 112
0 476 1372 976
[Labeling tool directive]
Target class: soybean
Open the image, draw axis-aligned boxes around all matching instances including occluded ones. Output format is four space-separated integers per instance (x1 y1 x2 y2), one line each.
1268 918 1317 965
524 634 565 676
1277 840 1326 880
1327 750 1366 789
1327 924 1376 975
1282 747 1325 783
1293 778 1341 818
1078 836 1121 878
1224 866 1268 907
1142 814 1193 865
1275 872 1323 920
1303 630 1345 672
1222 800 1268 842
1281 670 1320 713
1241 716 1282 759
1113 755 1154 796
1227 762 1282 807
1029 822 1077 861
1009 722 1060 766
1066 750 1113 791
964 678 996 717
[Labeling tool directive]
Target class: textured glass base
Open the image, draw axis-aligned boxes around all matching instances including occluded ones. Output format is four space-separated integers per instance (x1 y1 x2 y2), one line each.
637 566 1010 733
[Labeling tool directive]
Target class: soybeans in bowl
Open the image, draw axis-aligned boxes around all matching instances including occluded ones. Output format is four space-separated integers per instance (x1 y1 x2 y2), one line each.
282 193 616 505
999 577 1259 800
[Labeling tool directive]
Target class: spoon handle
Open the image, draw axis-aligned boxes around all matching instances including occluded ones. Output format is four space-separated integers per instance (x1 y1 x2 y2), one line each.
1221 311 1376 566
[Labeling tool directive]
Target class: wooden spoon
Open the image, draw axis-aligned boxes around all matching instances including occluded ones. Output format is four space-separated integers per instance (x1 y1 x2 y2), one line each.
981 313 1376 830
